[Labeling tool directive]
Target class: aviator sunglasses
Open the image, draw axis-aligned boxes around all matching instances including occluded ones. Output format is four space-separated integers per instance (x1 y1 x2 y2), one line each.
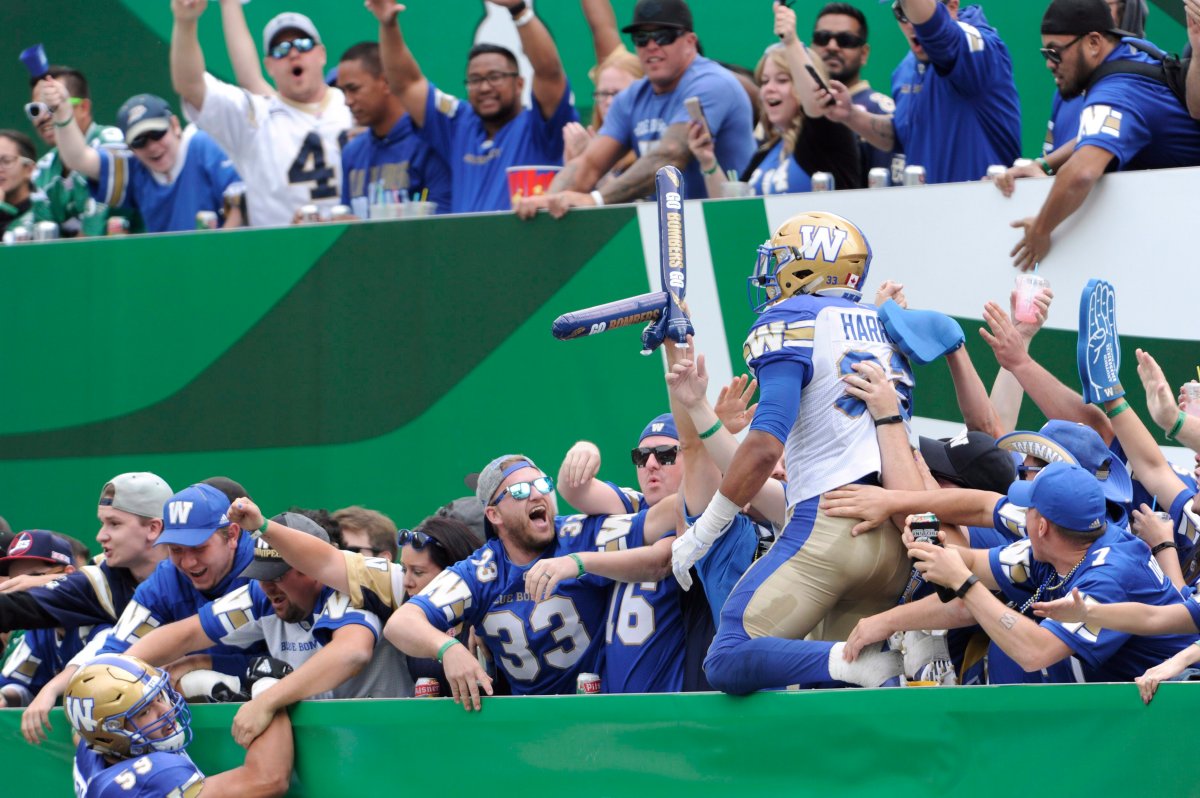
397 529 445 551
269 37 316 59
490 476 556 506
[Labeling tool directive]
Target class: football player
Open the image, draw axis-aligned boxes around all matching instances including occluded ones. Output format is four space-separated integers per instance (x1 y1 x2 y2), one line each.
673 211 926 693
66 653 292 798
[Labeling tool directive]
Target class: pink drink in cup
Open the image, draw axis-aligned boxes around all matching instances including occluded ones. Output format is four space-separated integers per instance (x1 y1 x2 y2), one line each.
1014 274 1049 324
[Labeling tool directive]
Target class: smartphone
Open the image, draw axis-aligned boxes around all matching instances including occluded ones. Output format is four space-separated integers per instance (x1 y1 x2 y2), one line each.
804 64 838 108
683 96 710 136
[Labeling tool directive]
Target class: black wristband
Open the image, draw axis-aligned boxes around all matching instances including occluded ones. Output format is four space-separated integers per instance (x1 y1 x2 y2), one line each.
508 0 528 17
873 415 904 427
1151 541 1178 556
954 574 980 600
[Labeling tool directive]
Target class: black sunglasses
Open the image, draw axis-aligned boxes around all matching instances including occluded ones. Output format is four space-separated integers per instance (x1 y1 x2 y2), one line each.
129 128 169 150
1039 33 1088 65
631 28 684 48
811 30 866 49
398 529 444 551
630 444 680 467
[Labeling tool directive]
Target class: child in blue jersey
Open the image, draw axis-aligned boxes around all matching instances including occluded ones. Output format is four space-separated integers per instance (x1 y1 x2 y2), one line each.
37 84 240 232
66 653 291 798
366 0 576 213
100 484 262 680
382 455 673 709
336 42 451 217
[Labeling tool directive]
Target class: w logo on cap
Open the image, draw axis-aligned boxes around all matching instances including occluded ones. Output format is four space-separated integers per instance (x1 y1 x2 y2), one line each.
167 501 194 525
652 423 665 432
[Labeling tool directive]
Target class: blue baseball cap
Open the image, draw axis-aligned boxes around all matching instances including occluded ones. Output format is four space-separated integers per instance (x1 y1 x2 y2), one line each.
0 529 73 575
639 413 678 444
997 420 1132 506
158 484 233 547
116 94 173 143
1008 462 1107 535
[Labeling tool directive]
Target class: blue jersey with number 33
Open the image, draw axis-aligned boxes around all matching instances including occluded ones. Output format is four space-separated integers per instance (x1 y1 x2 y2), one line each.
74 743 204 798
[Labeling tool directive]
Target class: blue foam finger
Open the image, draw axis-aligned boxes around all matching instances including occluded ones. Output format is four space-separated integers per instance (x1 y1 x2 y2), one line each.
877 300 965 366
1077 279 1124 404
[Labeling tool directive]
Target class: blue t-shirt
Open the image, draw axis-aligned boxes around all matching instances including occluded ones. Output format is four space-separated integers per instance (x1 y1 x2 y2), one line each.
99 533 260 676
340 114 452 217
988 528 1193 681
91 127 240 233
73 744 204 798
891 4 1021 183
418 81 578 213
1074 38 1200 170
599 56 754 199
747 138 812 195
409 515 624 695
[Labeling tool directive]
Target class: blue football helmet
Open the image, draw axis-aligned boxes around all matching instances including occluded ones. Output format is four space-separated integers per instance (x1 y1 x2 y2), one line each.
747 211 872 312
65 654 192 758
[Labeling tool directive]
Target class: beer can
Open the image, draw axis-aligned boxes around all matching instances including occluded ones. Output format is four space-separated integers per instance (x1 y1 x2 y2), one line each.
297 204 321 224
910 513 941 546
867 167 890 188
330 204 352 219
195 210 219 230
414 677 441 698
32 221 60 240
902 165 926 186
106 217 130 236
576 673 602 694
810 172 834 192
6 225 32 243
1013 158 1035 169
986 165 1007 181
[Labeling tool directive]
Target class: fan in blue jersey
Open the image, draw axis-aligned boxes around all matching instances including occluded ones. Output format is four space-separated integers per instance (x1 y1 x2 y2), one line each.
379 454 674 709
36 82 240 233
128 512 405 747
336 42 451 217
0 531 111 708
808 3 900 177
1012 0 1200 270
66 653 292 798
823 0 1020 185
100 484 262 685
365 0 576 213
906 463 1193 681
515 0 753 219
673 211 951 694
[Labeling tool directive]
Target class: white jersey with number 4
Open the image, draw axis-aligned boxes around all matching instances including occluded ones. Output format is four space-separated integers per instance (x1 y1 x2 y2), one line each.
185 73 351 227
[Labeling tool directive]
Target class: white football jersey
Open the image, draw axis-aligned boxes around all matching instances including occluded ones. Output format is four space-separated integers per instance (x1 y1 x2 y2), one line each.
185 73 351 227
744 294 914 506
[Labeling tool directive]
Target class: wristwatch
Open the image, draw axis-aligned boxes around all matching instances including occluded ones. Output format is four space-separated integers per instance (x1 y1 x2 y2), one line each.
954 574 980 600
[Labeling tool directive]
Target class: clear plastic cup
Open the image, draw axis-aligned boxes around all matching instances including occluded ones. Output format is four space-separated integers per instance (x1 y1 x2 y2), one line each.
402 201 437 218
1014 274 1049 324
1184 382 1200 417
720 181 754 199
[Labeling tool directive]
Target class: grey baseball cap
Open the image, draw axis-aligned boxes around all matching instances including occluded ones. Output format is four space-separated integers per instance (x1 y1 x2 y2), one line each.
475 455 543 539
262 12 322 52
238 512 330 581
99 473 174 519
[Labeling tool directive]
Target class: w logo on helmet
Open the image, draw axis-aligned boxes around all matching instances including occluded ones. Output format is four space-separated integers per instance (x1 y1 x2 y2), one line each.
65 695 96 732
796 225 848 262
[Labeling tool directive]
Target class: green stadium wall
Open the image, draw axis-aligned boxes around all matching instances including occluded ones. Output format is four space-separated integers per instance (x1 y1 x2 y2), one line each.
0 1 1187 158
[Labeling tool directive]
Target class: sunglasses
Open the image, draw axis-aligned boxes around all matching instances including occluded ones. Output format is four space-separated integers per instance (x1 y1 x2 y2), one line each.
397 529 445 551
269 37 316 59
631 28 684 48
490 476 556 506
811 30 866 49
129 128 169 150
1039 33 1088 65
630 444 680 468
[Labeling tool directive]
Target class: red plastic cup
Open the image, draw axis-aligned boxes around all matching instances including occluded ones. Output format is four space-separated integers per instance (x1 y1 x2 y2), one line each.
506 165 561 205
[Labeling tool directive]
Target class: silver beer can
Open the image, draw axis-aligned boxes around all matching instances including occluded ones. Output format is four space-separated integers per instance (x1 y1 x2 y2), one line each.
902 165 926 186
1013 158 1035 169
576 673 602 694
195 210 219 230
6 225 32 243
330 204 352 219
810 172 834 192
32 221 60 240
868 167 890 188
986 165 1008 180
297 204 321 224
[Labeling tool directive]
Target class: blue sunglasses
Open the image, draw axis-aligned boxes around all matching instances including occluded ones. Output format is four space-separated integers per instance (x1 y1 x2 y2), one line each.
490 476 555 506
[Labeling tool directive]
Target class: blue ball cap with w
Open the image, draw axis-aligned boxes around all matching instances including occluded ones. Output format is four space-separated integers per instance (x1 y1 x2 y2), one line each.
1007 461 1107 535
158 484 233 547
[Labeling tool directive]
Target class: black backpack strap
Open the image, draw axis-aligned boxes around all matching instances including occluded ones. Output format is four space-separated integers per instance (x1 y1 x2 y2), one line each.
1085 58 1167 93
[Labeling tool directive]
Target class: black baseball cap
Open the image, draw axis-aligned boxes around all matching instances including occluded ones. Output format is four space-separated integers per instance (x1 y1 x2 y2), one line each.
238 512 329 581
622 0 694 33
1041 0 1134 37
919 431 1017 495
